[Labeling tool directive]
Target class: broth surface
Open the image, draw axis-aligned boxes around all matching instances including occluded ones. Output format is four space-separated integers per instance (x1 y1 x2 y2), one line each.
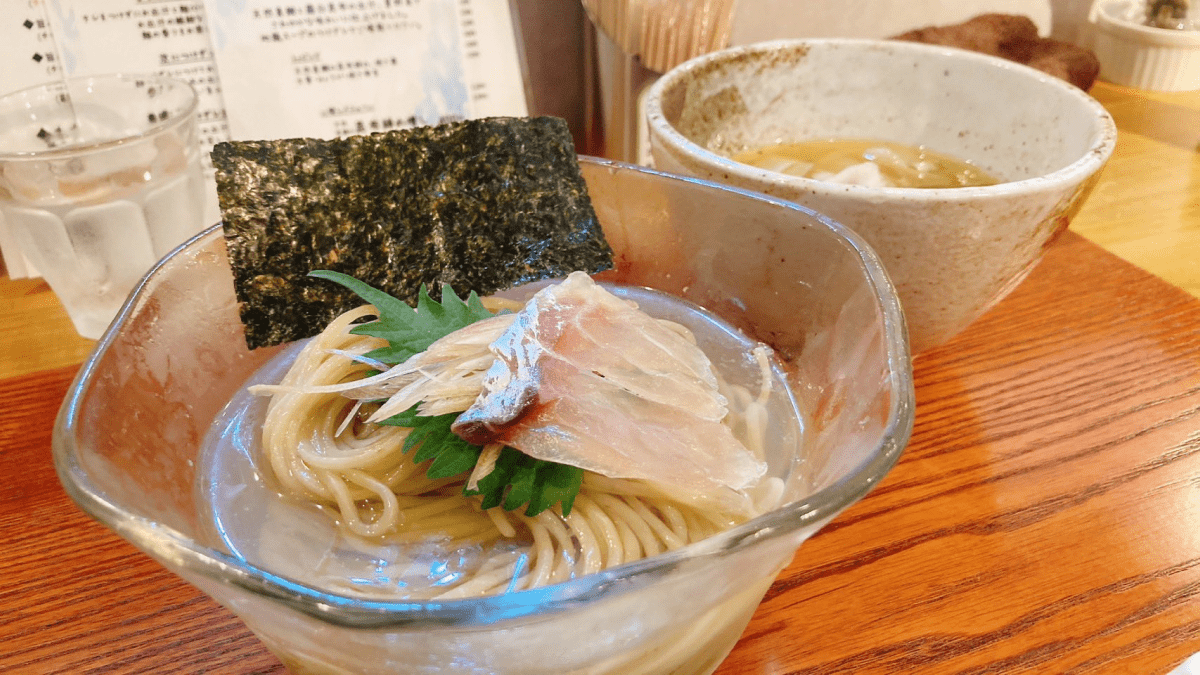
196 283 805 600
733 138 999 189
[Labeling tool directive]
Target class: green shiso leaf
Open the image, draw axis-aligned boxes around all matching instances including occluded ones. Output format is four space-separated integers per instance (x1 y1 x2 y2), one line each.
312 271 581 516
308 270 493 365
530 461 585 517
463 447 584 517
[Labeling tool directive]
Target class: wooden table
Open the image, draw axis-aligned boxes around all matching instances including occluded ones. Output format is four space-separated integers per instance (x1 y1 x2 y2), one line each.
3 81 1200 673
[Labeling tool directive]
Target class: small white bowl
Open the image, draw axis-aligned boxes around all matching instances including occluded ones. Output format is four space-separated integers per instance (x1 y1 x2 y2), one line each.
1089 0 1200 91
645 38 1117 353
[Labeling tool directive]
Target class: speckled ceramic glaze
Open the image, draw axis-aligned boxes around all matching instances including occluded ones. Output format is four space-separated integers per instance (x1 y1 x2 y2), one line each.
645 39 1117 353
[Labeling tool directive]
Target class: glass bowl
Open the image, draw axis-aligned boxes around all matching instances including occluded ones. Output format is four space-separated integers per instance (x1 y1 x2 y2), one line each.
53 157 914 675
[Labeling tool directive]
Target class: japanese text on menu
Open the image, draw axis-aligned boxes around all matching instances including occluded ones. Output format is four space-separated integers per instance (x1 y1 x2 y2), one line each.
205 0 526 141
0 0 526 278
2 0 525 149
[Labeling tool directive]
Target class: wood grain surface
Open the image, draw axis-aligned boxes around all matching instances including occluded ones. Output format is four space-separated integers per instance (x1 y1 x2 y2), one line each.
0 276 95 379
0 365 284 675
2 81 1199 674
3 233 1199 674
718 232 1200 675
1069 83 1200 299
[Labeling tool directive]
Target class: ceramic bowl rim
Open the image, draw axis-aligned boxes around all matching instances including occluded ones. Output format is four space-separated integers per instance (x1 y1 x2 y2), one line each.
643 38 1118 203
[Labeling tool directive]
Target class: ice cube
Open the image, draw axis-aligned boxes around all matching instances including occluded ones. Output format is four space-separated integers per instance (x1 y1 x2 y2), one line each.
63 199 156 294
56 141 158 202
151 131 189 178
143 170 203 257
3 204 76 279
1 160 65 205
3 205 81 301
0 211 35 278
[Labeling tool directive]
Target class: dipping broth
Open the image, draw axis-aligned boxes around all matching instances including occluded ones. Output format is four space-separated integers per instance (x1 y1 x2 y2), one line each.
733 139 1000 189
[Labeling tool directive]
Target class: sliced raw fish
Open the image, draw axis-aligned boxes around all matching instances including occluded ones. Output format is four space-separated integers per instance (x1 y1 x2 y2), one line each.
452 272 766 492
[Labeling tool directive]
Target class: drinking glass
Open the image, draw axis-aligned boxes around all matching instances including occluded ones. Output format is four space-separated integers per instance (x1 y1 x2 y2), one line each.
0 74 207 339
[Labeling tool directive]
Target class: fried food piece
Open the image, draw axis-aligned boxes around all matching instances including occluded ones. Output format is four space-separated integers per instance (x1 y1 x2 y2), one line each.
1025 40 1103 91
892 14 1100 90
893 13 1040 61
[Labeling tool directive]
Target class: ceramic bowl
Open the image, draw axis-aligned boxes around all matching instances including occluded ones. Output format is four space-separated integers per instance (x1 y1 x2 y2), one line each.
644 38 1117 353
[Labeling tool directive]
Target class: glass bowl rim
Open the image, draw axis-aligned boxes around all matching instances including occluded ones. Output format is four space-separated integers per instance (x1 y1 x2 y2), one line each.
52 156 915 629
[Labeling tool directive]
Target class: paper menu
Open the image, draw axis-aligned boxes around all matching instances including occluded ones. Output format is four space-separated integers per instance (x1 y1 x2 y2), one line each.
44 0 232 162
0 0 528 279
3 2 63 95
0 1 64 278
207 0 527 141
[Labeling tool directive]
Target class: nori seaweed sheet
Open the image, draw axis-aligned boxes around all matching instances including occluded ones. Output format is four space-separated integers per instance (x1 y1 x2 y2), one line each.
214 117 612 350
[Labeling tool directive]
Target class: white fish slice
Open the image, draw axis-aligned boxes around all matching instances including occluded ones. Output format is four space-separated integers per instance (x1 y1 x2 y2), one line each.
452 272 766 492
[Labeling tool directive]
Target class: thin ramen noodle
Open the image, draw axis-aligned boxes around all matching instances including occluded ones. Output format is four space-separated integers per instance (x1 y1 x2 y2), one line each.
244 275 788 599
